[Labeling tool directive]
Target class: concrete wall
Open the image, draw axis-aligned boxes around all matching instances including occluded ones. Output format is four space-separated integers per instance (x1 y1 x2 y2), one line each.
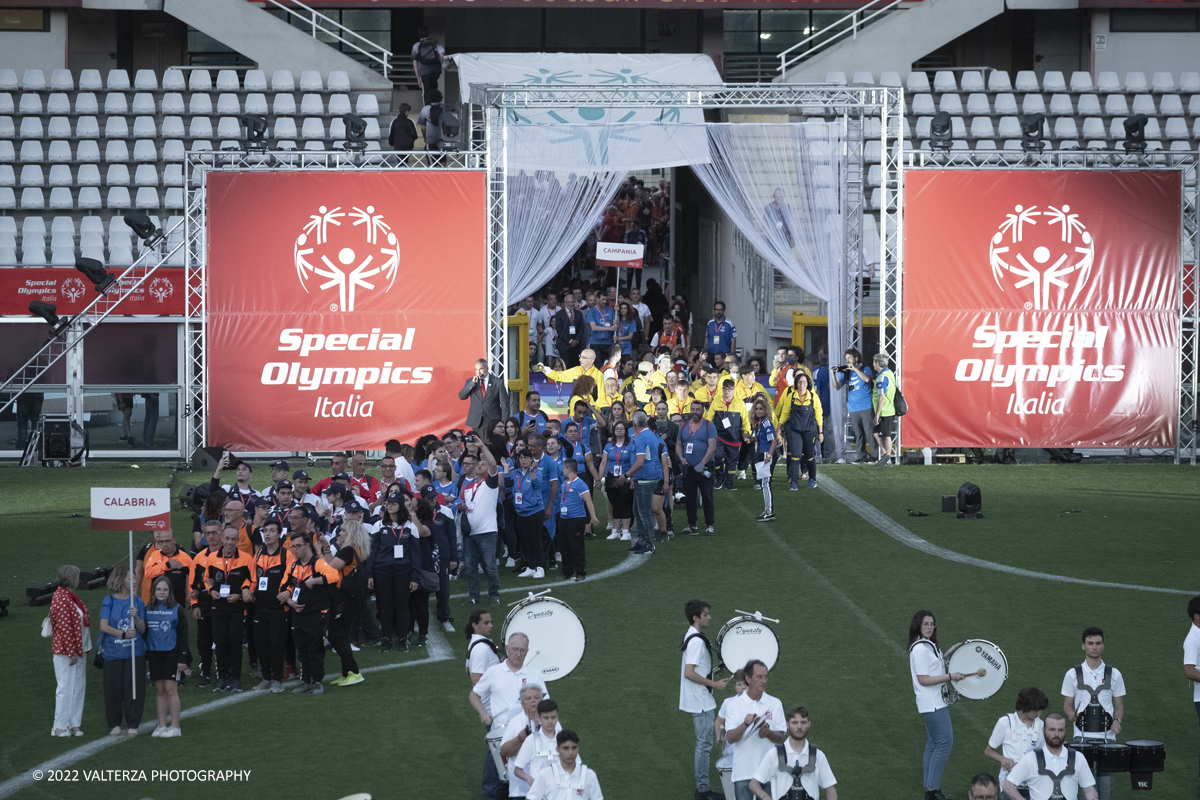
1091 11 1200 78
0 10 67 76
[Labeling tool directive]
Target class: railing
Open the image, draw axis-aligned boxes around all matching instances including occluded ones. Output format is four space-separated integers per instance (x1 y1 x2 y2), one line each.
263 0 391 79
777 0 910 78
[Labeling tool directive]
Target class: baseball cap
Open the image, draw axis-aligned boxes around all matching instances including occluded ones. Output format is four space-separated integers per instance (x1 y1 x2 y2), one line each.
270 459 290 471
275 479 293 490
247 496 269 509
323 484 344 495
332 472 351 481
344 500 365 514
292 469 310 481
419 485 438 503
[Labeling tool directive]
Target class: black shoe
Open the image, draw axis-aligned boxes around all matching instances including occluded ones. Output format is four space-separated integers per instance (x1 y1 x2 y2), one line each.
379 638 393 652
680 526 699 536
490 596 501 605
397 638 410 653
469 597 479 605
925 791 954 800
213 678 227 692
196 674 211 688
627 543 641 552
229 679 243 693
417 635 427 648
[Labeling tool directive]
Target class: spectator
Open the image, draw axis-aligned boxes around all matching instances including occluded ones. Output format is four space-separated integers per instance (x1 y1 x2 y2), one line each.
417 88 446 150
627 410 670 554
98 564 147 737
586 293 617 353
813 348 834 460
49 564 89 737
145 576 188 738
676 401 717 536
872 352 898 465
388 103 417 151
750 397 779 522
615 300 641 356
411 26 445 105
778 371 824 491
457 434 502 605
553 293 588 368
705 379 751 491
367 493 424 653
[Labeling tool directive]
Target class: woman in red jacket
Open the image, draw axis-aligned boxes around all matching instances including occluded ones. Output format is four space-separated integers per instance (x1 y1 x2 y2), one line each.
50 565 90 737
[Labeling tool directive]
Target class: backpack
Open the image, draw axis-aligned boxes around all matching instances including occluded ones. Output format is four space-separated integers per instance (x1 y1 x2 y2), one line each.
892 384 908 416
416 38 440 67
429 103 443 126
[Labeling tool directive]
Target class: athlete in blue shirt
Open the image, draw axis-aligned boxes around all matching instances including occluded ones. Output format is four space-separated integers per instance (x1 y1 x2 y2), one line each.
627 413 669 554
750 397 779 522
704 301 737 355
586 296 617 348
556 459 599 581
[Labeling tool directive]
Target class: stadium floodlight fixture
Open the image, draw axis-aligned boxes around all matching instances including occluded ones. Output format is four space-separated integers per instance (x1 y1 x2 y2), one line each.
1020 113 1046 153
929 112 953 151
124 211 164 248
343 113 368 152
29 301 71 337
74 257 116 294
239 114 269 152
1123 114 1149 152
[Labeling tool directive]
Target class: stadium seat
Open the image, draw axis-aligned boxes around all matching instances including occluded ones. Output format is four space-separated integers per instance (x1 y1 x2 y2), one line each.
80 216 103 236
1069 71 1094 92
303 141 324 151
0 117 12 137
51 244 76 264
0 164 11 185
932 71 956 92
301 118 326 139
104 140 129 163
1042 71 1067 92
1096 72 1121 93
969 117 994 138
364 119 381 140
164 188 184 210
824 71 847 85
880 71 902 88
189 118 213 138
109 245 133 265
21 187 45 209
1143 117 1162 139
301 94 324 115
0 187 13 209
914 117 932 139
133 116 157 138
162 116 185 138
135 164 159 186
51 216 73 235
1076 94 1101 115
104 117 129 139
188 94 213 115
1124 72 1148 92
49 188 73 211
103 93 127 114
161 93 185 115
906 72 930 93
1151 72 1175 92
75 92 98 114
107 69 130 91
216 70 240 91
18 117 43 138
0 94 10 114
216 117 241 139
217 93 241 115
959 71 984 92
272 118 297 139
1160 94 1184 115
106 164 130 186
327 71 351 92
20 141 44 163
355 94 379 116
19 93 41 114
1053 118 1078 139
1014 71 1039 92
132 92 156 114
133 140 157 162
329 118 346 140
272 93 296 115
300 71 330 94
0 69 16 91
81 244 104 261
0 243 15 263
328 94 352 115
107 187 131 208
78 69 102 91
1049 94 1073 116
50 69 73 91
163 163 184 186
135 187 159 209
190 140 212 153
910 94 934 115
988 71 1013 92
77 164 101 186
242 69 267 92
20 165 43 186
1131 95 1156 115
134 69 158 91
244 93 268 114
189 70 212 92
22 69 46 90
1165 118 1189 139
994 93 1018 115
852 71 874 86
22 243 48 266
1103 95 1129 116
76 141 99 162
997 117 1022 139
271 70 295 92
22 217 45 237
47 93 70 114
938 94 963 114
1021 95 1046 115
1081 118 1107 139
48 164 71 186
162 68 186 91
1190 96 1200 116
162 140 185 161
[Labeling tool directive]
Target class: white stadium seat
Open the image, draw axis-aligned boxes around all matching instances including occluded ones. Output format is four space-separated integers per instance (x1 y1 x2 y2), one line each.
106 69 130 91
107 187 131 208
103 93 127 114
49 188 73 210
1049 94 1073 115
1160 94 1184 115
244 93 268 114
0 188 13 209
1096 72 1121 93
216 117 241 139
189 118 214 138
1053 118 1078 139
133 140 158 162
959 71 984 92
109 245 133 265
994 93 1018 115
217 93 241 114
216 70 240 91
301 94 324 115
273 118 297 139
364 119 381 140
188 94 213 115
162 140 185 161
20 141 44 163
355 95 379 116
987 71 1012 91
1014 71 1039 92
969 117 994 138
133 116 157 138
80 216 103 236
1076 94 1101 115
104 117 129 138
244 70 267 91
20 165 43 186
76 141 99 162
78 69 102 91
189 70 213 92
1069 72 1093 92
51 245 76 264
880 71 902 88
0 165 11 185
938 94 963 114
1151 72 1175 92
77 164 101 186
75 92 98 114
134 164 159 186
1 141 19 163
1165 118 1189 139
824 71 847 85
162 68 186 91
48 164 71 186
1081 118 1107 139
997 117 1022 139
22 69 46 90
300 71 324 92
106 164 130 186
47 93 70 114
1131 95 1156 115
0 69 16 90
327 71 351 92
50 69 73 91
132 92 156 114
272 94 296 115
328 94 352 115
164 188 184 210
301 118 326 139
22 217 45 237
0 94 10 114
1124 72 1148 92
104 140 129 163
852 71 875 86
21 187 45 209
1180 72 1200 92
19 118 43 139
0 117 13 137
162 117 185 138
1042 71 1066 92
162 93 185 114
1104 95 1129 116
163 164 184 186
932 71 956 92
51 216 74 236
329 118 346 140
19 93 41 114
271 70 295 92
910 94 935 115
134 69 158 91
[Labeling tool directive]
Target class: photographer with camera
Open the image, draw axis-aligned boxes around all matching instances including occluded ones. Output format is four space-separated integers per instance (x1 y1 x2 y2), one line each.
831 349 874 464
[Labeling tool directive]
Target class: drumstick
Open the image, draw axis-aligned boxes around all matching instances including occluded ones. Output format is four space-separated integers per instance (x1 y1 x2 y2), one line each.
734 609 781 624
953 668 987 682
509 589 553 608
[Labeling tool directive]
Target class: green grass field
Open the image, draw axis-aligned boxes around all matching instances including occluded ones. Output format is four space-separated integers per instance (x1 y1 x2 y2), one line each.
1 461 1198 800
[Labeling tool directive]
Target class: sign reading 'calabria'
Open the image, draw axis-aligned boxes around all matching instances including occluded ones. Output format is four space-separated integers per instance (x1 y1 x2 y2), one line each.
90 488 172 530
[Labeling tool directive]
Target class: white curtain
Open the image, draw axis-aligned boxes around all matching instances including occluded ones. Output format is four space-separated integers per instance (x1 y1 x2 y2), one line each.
692 122 848 459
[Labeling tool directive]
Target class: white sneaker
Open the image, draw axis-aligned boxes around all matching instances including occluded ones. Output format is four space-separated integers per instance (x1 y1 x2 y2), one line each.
151 726 165 738
605 530 620 540
533 567 545 579
505 557 516 568
738 470 746 480
349 643 360 652
166 727 181 738
441 620 455 633
555 553 562 563
518 567 536 578
620 530 631 541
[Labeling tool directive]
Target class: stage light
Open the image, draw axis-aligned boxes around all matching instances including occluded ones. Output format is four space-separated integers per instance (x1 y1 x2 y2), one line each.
75 257 116 294
0 597 9 618
343 113 368 152
124 210 164 247
240 114 268 152
80 567 112 590
929 111 953 151
26 582 54 606
1020 113 1045 152
29 301 71 337
1123 114 1149 152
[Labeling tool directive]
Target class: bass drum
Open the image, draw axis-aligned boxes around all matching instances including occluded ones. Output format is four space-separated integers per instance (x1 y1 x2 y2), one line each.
716 615 779 674
944 639 1009 701
501 595 586 681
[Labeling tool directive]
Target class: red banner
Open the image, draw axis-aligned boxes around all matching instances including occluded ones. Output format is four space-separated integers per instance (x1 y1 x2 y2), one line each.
0 268 184 316
206 171 487 451
902 170 1179 448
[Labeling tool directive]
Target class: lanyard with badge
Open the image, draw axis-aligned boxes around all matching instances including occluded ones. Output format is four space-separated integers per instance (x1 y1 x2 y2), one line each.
514 471 528 506
463 479 483 513
685 420 703 456
610 445 624 475
257 547 280 592
389 524 408 560
217 554 238 598
560 481 574 516
290 562 309 603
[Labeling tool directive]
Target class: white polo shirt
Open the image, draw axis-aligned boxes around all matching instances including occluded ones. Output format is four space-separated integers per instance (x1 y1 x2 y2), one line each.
511 723 564 797
1005 746 1095 800
526 759 603 800
987 712 1044 786
1184 624 1200 702
680 626 717 714
909 639 947 713
1061 661 1125 740
723 690 786 782
750 738 837 800
460 473 500 535
473 661 548 731
467 634 501 677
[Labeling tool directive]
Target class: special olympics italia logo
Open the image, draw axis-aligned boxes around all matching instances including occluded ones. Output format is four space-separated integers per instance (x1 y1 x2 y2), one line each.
987 204 1095 310
61 277 86 303
294 205 401 312
149 276 174 303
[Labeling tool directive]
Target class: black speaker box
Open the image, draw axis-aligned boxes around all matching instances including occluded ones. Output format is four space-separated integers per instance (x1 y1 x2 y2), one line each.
191 446 225 472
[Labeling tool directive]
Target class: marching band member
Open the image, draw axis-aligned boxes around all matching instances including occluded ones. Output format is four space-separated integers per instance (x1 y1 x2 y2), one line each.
1002 714 1097 800
525 731 603 800
502 686 550 798
909 610 965 800
681 599 729 800
513 699 564 796
1061 627 1125 800
725 660 786 800
984 687 1047 792
747 706 837 800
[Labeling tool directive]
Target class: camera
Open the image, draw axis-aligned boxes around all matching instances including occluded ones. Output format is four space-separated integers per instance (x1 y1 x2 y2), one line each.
833 364 851 375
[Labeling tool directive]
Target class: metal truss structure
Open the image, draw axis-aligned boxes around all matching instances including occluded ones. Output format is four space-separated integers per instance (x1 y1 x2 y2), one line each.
897 149 1199 465
182 150 486 464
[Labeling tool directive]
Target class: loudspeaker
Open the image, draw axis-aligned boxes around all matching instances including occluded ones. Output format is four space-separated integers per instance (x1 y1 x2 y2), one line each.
190 446 224 472
941 495 956 513
40 416 72 460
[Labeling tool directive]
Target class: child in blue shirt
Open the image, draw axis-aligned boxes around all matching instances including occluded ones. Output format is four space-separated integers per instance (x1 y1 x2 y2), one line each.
556 459 599 581
751 397 778 522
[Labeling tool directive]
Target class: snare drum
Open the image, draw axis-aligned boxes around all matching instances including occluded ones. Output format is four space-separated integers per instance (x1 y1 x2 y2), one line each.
501 595 586 681
1094 742 1131 773
716 754 734 800
943 639 1008 701
1127 739 1166 790
715 615 779 673
1070 740 1100 771
485 729 506 776
1079 703 1111 734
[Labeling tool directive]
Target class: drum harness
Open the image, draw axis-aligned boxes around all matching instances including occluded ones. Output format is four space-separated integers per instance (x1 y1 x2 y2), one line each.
1074 664 1114 734
468 637 500 665
1034 748 1075 800
776 742 820 800
681 631 714 692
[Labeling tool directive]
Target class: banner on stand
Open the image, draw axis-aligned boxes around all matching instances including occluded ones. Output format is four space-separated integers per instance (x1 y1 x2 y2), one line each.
597 242 644 270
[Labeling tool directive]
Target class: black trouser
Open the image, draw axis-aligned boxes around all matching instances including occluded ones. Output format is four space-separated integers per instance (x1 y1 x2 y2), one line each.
436 559 451 624
683 466 715 527
212 609 244 681
714 440 740 488
605 477 634 519
196 612 214 677
328 592 360 677
738 440 754 471
254 608 287 682
408 589 430 638
515 512 545 570
292 611 326 685
244 602 257 666
557 516 587 577
285 614 296 669
786 428 819 482
102 652 146 729
503 498 520 563
354 599 379 646
420 69 441 106
374 569 413 644
561 347 581 369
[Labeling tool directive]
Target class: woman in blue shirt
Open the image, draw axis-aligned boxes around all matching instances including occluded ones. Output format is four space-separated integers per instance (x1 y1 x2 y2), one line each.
750 397 779 522
505 450 546 580
145 576 188 738
98 564 147 737
598 420 635 541
615 301 641 355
